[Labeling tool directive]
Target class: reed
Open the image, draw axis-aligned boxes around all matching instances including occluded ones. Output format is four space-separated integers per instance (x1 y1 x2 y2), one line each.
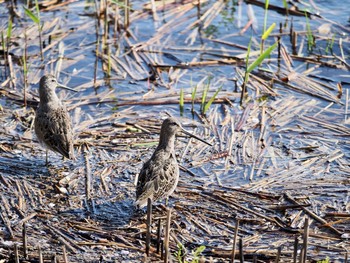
305 12 314 52
23 0 43 60
179 87 184 115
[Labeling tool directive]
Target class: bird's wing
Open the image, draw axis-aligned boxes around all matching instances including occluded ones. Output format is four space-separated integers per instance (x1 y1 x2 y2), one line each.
36 107 74 159
135 151 177 207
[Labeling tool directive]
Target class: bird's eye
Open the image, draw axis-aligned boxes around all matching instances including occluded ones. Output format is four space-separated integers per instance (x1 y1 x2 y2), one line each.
51 79 55 82
171 122 177 126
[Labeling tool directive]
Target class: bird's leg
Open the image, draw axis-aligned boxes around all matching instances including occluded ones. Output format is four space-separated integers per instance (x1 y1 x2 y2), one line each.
45 149 48 166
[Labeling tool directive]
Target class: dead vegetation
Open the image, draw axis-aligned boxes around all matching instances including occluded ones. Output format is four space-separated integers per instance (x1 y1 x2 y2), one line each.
0 0 349 262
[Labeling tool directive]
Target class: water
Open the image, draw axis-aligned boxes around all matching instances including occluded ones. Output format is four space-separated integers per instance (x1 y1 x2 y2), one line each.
0 1 349 261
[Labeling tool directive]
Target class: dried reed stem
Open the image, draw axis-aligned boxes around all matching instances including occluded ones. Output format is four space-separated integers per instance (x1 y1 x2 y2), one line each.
164 208 171 263
146 198 152 256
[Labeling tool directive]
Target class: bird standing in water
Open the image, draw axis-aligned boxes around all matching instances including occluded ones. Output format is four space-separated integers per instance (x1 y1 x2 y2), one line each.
135 117 212 208
34 74 76 164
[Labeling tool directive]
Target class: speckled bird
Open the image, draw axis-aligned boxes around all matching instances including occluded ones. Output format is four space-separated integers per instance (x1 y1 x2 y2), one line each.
135 117 212 208
34 74 76 164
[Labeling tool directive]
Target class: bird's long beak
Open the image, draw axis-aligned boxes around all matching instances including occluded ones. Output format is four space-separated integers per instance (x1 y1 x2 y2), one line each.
57 83 77 92
181 128 212 146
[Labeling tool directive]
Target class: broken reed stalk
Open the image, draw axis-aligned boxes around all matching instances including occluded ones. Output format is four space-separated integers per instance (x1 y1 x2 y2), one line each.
239 238 244 263
23 28 28 107
14 243 19 263
160 240 164 260
164 208 171 263
231 219 239 262
275 246 281 263
156 218 162 253
146 198 152 256
38 246 43 263
302 217 309 263
114 1 120 36
83 144 92 211
62 245 68 263
293 235 298 263
22 223 27 259
278 23 282 60
124 0 130 29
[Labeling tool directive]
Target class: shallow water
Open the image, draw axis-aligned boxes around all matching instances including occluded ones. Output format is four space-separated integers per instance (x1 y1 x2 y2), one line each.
0 0 349 261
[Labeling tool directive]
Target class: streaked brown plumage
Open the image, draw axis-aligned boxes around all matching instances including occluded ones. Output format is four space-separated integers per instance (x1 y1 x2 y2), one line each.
34 74 75 163
135 117 212 208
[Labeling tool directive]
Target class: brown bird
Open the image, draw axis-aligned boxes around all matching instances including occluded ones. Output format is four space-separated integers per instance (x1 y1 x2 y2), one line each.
135 117 212 208
34 74 76 164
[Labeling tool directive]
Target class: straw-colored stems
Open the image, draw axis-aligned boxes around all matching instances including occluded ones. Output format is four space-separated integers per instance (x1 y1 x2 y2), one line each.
23 29 28 106
14 244 19 263
230 219 239 263
124 0 130 29
164 208 171 263
301 217 309 263
38 246 43 263
83 144 92 211
63 245 68 263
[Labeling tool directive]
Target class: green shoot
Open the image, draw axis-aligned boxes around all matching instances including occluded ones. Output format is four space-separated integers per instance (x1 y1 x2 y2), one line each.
6 17 12 40
247 41 278 73
200 77 211 114
261 22 275 54
4 18 12 78
241 39 278 105
262 23 276 41
174 243 205 263
282 0 289 16
263 0 269 34
325 34 335 54
174 243 186 263
240 37 252 105
317 257 330 263
23 0 43 60
1 32 5 53
305 12 314 52
192 245 206 262
179 87 184 115
191 82 197 113
203 85 222 114
23 6 40 24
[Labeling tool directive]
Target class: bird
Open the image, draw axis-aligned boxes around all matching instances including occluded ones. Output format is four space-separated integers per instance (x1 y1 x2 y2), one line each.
135 117 212 208
34 74 76 164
